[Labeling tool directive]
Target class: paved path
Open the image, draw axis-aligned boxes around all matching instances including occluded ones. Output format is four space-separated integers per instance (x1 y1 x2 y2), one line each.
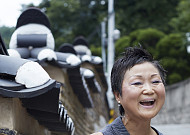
153 124 190 135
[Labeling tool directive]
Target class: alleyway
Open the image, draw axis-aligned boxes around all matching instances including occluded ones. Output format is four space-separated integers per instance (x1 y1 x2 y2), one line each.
153 124 190 135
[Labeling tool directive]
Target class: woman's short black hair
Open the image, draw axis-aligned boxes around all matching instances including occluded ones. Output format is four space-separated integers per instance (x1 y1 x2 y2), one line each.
111 46 166 115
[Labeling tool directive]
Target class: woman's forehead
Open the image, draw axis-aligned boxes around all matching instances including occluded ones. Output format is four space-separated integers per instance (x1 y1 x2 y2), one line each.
124 62 160 77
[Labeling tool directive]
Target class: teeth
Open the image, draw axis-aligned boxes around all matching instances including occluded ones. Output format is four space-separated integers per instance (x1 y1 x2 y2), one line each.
141 100 154 103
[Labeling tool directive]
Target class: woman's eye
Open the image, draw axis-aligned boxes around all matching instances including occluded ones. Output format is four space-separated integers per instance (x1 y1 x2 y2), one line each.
131 82 142 85
152 80 161 84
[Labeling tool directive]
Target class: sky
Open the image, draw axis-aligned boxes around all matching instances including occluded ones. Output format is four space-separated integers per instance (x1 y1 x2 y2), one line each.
0 0 42 27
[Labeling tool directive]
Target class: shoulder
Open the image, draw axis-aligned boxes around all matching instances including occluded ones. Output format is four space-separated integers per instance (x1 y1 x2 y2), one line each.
90 132 103 135
91 117 125 135
101 117 127 135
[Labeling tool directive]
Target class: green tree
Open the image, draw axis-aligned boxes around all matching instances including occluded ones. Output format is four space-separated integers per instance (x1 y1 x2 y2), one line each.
131 28 165 56
116 28 165 57
115 28 165 58
170 0 190 33
156 33 190 84
39 0 107 49
115 0 179 35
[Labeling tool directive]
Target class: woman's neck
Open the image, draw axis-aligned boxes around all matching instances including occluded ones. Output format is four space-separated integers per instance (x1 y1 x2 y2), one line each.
122 115 156 135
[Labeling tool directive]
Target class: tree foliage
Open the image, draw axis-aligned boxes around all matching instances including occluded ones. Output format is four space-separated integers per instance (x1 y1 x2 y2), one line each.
115 0 179 35
156 33 190 84
37 0 180 47
115 28 165 57
156 33 186 59
170 0 190 33
39 0 107 48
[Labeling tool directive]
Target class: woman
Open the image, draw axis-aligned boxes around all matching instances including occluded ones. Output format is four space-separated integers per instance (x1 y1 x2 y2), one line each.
92 46 166 135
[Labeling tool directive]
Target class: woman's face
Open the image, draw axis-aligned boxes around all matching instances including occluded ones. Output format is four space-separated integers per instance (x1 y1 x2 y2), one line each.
117 62 165 120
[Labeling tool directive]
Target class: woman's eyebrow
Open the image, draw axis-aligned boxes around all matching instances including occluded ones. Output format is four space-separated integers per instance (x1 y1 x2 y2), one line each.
129 73 159 78
151 73 159 77
129 75 142 78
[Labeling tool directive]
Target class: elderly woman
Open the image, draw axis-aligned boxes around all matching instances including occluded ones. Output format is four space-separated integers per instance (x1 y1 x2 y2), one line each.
92 46 166 135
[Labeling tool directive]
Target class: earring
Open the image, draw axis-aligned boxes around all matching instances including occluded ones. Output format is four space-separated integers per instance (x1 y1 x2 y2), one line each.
118 101 121 106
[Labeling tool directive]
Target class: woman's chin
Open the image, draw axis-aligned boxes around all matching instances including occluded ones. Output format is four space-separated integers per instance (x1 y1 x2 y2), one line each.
139 110 159 120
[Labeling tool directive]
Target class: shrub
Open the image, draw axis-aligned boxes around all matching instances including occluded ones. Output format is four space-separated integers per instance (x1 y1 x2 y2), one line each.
156 33 186 58
115 28 165 59
129 28 165 56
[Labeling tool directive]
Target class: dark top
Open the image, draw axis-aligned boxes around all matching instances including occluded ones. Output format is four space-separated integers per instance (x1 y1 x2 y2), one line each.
101 117 163 135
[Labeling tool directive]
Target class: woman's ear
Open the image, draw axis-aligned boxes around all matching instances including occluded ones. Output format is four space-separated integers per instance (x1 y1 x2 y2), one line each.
114 92 120 103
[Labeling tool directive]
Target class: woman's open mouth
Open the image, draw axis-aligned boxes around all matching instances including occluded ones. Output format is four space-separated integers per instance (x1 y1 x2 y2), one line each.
139 99 155 109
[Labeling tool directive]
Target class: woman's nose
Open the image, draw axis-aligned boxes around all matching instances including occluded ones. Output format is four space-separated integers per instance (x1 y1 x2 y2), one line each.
142 83 155 95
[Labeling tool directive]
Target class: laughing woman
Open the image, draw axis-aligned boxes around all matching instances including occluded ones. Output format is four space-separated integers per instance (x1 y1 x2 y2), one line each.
91 46 166 135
